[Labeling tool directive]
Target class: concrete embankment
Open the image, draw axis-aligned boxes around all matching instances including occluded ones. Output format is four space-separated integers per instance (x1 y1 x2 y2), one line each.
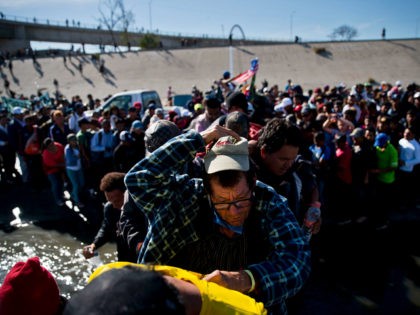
3 39 420 101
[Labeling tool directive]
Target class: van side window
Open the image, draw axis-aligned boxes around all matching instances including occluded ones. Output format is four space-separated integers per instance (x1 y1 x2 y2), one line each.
108 95 132 112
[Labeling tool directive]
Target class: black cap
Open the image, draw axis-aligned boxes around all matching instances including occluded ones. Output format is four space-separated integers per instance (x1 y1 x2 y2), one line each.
226 91 247 112
78 117 90 126
148 103 157 110
145 120 180 152
63 267 185 315
75 102 84 110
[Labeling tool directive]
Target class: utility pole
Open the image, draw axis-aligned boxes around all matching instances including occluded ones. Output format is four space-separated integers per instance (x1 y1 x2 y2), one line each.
290 11 295 42
229 33 233 75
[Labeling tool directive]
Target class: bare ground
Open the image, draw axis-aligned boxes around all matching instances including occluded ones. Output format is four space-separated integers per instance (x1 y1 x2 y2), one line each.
2 39 420 102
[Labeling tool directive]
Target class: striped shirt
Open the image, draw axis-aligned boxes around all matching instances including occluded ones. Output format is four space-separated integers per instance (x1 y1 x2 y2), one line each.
125 130 311 313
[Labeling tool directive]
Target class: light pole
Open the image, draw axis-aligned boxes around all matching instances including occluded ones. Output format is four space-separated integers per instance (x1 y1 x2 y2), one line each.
228 25 245 75
290 11 295 42
148 0 153 32
229 33 233 75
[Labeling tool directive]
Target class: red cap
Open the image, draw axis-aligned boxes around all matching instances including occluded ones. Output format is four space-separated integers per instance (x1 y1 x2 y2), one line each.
0 257 61 315
133 101 142 110
293 105 303 112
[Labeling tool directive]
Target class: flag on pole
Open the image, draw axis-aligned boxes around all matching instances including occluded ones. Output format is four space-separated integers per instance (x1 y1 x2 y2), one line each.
229 58 259 85
249 67 257 102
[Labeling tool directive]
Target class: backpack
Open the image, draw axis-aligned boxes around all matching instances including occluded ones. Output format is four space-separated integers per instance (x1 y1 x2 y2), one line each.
90 130 104 163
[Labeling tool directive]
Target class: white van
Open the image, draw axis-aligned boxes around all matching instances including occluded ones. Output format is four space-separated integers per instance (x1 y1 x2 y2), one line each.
87 90 162 118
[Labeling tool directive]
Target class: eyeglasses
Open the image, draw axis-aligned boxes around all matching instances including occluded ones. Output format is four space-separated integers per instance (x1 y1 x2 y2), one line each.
212 198 252 211
209 192 253 212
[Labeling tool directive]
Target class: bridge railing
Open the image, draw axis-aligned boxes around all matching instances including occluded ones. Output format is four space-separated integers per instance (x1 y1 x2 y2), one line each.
0 13 283 42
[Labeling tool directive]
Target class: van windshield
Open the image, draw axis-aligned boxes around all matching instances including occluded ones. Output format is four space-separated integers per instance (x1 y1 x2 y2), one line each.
142 92 161 107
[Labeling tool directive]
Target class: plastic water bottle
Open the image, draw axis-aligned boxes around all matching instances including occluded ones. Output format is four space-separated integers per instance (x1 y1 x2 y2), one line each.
302 204 321 241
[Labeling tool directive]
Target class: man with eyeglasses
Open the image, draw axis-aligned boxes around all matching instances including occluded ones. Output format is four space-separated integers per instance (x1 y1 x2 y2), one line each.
125 124 310 314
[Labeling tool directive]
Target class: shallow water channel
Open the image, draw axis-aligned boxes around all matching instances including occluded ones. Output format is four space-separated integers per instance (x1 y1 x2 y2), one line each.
0 222 116 299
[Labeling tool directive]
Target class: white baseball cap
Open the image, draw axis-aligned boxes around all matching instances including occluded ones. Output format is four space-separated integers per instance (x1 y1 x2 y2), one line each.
12 107 24 115
204 136 249 174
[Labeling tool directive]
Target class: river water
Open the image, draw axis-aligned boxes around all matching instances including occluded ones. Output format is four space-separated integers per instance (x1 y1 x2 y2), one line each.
0 173 118 299
0 157 120 299
0 223 116 299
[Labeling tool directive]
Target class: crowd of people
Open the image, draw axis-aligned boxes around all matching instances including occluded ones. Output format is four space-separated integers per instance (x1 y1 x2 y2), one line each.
2 78 419 224
1 76 420 314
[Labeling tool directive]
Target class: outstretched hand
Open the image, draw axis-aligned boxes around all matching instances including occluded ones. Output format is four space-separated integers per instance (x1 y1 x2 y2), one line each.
82 244 96 259
200 125 241 146
202 269 252 293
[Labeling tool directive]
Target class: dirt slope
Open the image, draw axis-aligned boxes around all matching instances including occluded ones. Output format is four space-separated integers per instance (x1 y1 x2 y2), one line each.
3 39 420 102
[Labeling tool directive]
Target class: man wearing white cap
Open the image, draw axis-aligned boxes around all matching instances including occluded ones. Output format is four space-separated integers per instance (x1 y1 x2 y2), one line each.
274 97 293 116
125 125 310 314
414 92 420 111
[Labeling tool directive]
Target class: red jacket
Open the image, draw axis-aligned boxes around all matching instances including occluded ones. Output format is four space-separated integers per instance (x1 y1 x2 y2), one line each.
335 144 352 185
42 142 65 174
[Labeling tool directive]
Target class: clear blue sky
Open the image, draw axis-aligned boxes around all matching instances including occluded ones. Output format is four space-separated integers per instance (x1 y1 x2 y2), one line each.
1 0 419 48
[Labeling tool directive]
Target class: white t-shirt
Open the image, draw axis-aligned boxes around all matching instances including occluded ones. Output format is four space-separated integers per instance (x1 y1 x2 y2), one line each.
399 138 420 172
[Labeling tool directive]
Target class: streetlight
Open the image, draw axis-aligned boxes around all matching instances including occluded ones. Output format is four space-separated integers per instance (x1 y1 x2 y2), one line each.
148 0 153 32
229 32 233 75
290 11 295 42
228 25 245 75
